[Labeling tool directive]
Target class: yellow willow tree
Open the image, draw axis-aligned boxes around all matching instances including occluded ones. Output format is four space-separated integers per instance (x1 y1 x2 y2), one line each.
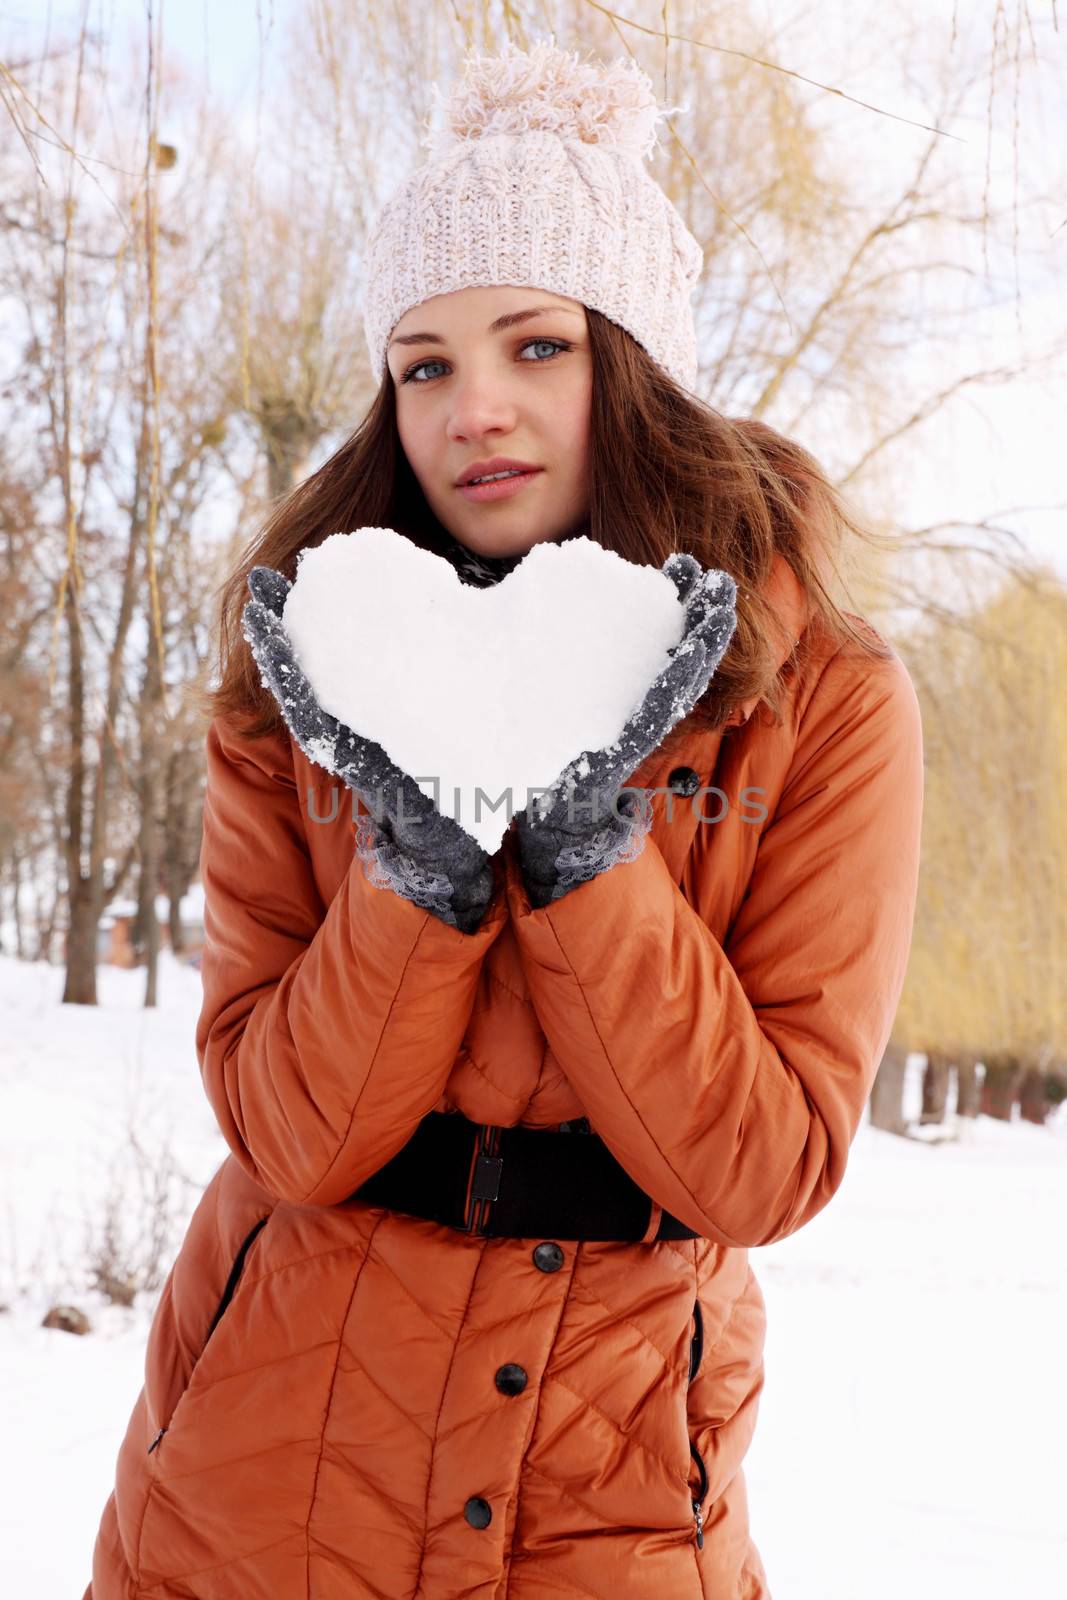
897 565 1067 1122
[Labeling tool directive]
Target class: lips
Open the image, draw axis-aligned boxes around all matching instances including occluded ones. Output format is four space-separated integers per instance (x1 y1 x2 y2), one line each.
456 468 543 503
456 457 541 487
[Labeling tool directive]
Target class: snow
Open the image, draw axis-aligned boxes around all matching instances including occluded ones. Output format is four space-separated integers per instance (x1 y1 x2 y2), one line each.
282 528 687 852
747 1104 1067 1596
0 950 1064 1595
100 883 205 930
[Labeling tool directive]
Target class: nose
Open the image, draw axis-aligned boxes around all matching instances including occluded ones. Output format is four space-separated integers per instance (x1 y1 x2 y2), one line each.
445 368 518 443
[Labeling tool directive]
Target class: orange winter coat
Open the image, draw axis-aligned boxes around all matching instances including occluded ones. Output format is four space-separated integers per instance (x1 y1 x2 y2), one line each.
87 555 924 1599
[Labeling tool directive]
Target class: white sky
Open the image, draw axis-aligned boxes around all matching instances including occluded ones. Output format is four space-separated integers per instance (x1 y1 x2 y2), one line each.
9 0 1066 583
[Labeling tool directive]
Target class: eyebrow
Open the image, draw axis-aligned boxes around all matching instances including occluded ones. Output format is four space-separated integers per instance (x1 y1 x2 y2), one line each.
388 305 583 351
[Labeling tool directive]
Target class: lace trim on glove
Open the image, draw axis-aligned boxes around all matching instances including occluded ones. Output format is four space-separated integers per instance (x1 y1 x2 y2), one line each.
546 799 654 904
353 811 460 928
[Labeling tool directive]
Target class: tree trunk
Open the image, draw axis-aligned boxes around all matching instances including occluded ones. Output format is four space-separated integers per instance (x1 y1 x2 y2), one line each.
260 397 312 501
134 795 162 1005
167 881 185 955
955 1053 981 1118
1018 1069 1050 1125
63 872 100 1003
35 750 66 962
920 1050 951 1123
162 738 203 957
980 1055 1022 1121
135 618 164 1008
868 1042 909 1134
10 851 27 959
61 576 98 1004
60 453 147 1000
1045 1071 1067 1121
0 856 9 958
36 862 62 965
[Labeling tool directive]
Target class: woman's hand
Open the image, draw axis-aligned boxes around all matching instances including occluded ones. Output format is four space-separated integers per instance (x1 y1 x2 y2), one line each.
241 565 495 933
515 553 738 907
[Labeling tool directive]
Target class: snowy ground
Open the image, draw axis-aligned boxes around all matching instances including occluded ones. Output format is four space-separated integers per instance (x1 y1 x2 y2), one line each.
0 948 1063 1597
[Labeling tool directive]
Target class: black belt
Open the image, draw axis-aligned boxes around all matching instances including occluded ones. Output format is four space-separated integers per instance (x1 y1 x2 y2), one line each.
351 1111 698 1242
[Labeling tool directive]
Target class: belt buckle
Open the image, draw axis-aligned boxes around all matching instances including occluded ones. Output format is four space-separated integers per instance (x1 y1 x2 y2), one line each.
464 1123 504 1235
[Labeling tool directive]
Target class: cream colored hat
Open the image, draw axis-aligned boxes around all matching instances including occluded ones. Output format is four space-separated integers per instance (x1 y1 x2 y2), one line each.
360 37 704 392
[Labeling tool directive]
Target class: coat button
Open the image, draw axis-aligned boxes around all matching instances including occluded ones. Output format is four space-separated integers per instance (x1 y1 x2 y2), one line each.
495 1363 528 1396
667 765 701 796
464 1496 492 1529
532 1242 565 1273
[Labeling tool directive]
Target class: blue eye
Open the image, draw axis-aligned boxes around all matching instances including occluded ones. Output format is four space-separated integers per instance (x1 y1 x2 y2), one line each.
400 337 572 385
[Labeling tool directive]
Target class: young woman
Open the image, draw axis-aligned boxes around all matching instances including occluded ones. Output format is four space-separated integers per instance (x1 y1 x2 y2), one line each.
86 41 924 1600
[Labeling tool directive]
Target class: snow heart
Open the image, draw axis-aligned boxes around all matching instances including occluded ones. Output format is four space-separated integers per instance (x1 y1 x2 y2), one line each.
281 527 687 854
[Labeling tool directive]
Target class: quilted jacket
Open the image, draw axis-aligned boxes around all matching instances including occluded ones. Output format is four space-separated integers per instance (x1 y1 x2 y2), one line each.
85 554 924 1599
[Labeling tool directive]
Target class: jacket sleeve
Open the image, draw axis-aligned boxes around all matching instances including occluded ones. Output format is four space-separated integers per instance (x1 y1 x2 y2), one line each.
195 714 508 1207
506 645 924 1248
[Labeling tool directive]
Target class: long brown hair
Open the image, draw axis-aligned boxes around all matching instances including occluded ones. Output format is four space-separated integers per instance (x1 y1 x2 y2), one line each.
206 308 893 740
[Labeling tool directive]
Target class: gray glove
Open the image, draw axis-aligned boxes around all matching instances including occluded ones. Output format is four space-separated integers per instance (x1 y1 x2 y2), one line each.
241 566 496 935
515 553 738 908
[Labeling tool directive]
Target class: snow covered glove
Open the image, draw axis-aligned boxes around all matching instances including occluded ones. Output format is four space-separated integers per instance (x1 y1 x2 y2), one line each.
241 566 496 935
515 554 738 909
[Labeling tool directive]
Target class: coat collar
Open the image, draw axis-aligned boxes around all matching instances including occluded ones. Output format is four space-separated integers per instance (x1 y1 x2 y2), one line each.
633 551 809 779
618 554 809 884
719 552 809 730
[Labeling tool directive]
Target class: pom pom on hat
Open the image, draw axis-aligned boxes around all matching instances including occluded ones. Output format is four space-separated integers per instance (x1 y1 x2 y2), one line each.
363 35 703 391
420 35 685 164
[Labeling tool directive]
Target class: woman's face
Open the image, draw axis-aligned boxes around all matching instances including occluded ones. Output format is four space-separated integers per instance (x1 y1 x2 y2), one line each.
388 284 592 559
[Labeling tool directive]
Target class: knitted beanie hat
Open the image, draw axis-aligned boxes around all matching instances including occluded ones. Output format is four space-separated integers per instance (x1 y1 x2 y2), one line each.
360 37 704 392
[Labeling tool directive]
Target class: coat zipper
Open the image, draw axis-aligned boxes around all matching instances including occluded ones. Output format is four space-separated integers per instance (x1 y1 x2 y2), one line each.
204 1216 269 1341
690 1437 709 1548
688 1298 704 1384
688 1299 707 1547
145 1214 270 1456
